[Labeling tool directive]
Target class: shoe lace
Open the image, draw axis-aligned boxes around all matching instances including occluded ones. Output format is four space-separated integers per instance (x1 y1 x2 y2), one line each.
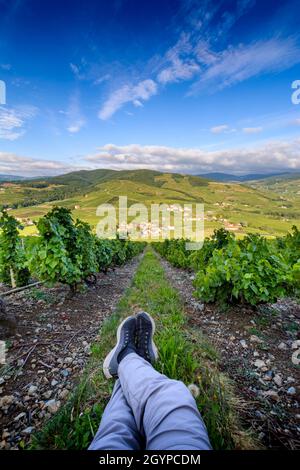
138 325 150 360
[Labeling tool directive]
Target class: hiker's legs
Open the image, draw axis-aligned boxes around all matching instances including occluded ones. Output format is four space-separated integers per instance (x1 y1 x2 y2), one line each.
88 380 142 450
92 313 212 450
118 353 212 450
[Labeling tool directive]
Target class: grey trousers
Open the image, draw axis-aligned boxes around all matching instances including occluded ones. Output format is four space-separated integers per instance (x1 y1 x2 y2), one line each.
89 353 212 450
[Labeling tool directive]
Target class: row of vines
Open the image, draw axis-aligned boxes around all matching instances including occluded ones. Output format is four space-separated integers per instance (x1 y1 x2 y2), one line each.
154 227 300 306
0 207 145 292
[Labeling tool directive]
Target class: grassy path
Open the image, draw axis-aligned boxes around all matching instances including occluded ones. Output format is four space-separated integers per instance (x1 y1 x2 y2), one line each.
31 248 254 450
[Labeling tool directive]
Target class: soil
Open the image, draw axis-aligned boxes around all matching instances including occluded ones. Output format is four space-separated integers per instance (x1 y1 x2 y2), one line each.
0 256 141 449
160 257 300 450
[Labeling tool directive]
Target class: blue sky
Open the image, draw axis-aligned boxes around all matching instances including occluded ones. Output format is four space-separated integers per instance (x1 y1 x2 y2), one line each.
0 0 300 176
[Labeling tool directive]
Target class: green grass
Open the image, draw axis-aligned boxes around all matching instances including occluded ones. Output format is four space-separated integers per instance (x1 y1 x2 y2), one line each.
30 249 254 450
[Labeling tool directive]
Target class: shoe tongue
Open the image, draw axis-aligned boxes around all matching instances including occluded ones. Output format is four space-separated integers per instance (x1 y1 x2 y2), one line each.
126 319 135 329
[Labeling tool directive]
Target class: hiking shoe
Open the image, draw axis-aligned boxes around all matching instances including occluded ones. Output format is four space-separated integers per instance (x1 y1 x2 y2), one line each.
136 311 158 363
103 316 137 378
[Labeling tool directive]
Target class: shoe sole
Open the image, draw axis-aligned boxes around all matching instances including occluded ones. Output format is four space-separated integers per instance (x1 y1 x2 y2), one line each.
138 311 159 362
103 315 133 379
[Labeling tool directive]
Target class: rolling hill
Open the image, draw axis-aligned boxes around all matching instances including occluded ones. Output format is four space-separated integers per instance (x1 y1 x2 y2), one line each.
0 169 299 237
249 172 300 197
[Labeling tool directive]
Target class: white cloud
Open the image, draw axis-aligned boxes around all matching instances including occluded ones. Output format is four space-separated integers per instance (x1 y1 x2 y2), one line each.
210 124 229 134
98 79 157 120
74 1 300 120
157 33 200 84
70 59 111 85
242 127 263 134
93 74 110 85
133 99 143 107
154 29 300 101
180 0 255 44
0 152 86 177
2 137 300 178
69 62 85 80
0 105 37 140
84 140 300 173
67 120 85 133
194 41 218 66
190 37 300 94
95 16 300 120
157 58 199 84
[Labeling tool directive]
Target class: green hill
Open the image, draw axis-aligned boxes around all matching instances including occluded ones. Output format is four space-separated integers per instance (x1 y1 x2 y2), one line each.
0 169 209 209
0 169 299 237
249 173 300 197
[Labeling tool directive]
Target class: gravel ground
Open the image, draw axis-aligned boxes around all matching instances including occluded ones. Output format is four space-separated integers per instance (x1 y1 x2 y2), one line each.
160 257 300 450
0 255 141 449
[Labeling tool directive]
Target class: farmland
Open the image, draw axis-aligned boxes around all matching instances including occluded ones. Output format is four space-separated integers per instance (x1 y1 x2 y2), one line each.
0 169 299 237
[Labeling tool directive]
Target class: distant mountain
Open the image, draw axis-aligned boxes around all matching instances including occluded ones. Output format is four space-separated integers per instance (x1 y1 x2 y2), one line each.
0 174 29 182
197 172 288 182
249 172 300 183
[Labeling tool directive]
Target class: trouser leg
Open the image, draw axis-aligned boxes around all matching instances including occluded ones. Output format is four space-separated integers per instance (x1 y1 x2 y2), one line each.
88 379 142 450
118 353 212 450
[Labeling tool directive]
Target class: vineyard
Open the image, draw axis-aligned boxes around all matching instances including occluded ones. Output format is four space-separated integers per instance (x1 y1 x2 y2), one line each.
154 227 300 307
0 209 299 450
0 207 145 293
1 0 300 460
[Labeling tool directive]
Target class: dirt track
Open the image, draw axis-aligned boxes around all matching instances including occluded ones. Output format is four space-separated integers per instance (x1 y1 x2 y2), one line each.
160 257 300 450
0 256 141 449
